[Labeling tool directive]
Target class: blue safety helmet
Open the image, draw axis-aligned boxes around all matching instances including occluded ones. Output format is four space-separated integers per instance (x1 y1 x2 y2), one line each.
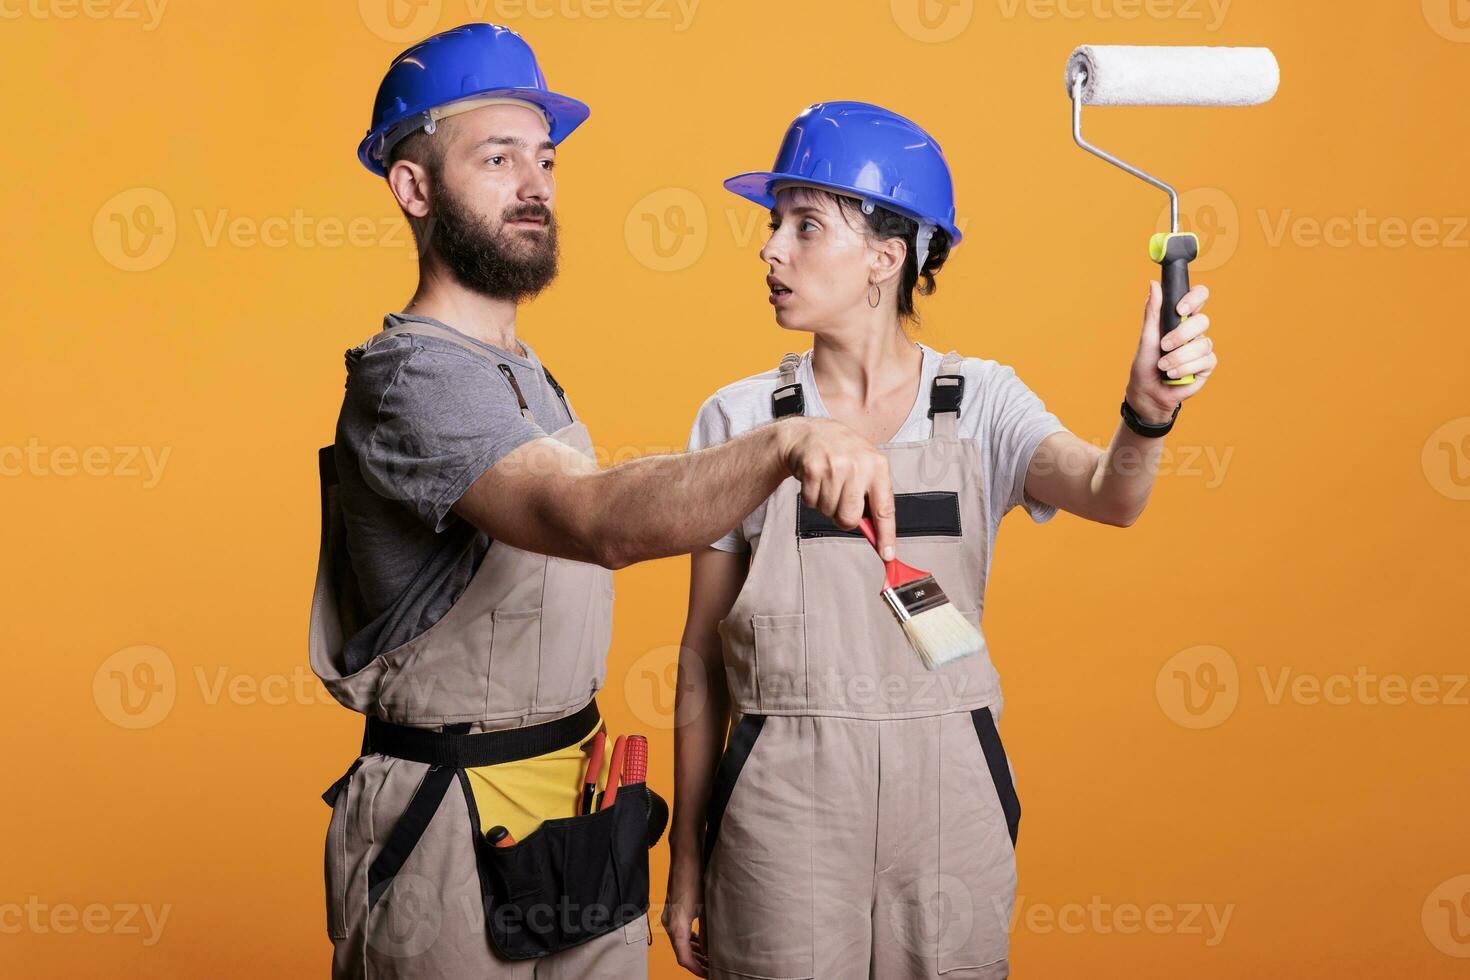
724 101 962 247
358 23 589 176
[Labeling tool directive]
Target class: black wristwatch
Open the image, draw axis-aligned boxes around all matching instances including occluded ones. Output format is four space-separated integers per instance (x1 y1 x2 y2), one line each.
1120 397 1180 437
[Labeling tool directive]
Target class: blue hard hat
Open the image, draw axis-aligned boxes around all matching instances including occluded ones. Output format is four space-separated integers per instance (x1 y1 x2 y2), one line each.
358 23 589 176
724 101 962 245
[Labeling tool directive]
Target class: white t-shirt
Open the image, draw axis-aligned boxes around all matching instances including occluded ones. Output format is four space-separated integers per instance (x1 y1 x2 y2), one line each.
686 344 1071 554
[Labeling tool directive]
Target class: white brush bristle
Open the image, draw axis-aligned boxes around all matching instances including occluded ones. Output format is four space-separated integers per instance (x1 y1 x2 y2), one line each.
901 603 986 671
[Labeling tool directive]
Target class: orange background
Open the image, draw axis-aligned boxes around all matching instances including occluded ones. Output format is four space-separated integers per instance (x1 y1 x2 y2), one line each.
4 0 1468 976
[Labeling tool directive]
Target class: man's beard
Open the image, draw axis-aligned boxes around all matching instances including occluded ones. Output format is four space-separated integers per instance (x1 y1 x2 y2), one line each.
425 181 559 302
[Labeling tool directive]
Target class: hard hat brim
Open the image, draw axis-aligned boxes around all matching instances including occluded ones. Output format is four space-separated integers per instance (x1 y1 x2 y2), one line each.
723 171 963 246
358 87 590 177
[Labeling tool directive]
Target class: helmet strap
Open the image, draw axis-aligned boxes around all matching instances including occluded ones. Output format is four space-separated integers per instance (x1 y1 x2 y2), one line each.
914 223 935 278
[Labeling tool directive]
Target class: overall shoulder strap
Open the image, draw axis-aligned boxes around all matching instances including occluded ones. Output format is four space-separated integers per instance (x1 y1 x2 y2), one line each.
928 351 966 439
540 365 576 423
365 321 546 425
365 320 489 359
771 352 805 418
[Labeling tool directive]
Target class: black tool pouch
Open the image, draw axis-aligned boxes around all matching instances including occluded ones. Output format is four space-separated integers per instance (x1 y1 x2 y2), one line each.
468 779 668 960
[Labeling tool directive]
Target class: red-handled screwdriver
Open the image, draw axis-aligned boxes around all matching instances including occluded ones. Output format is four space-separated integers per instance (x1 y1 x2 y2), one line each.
599 734 628 810
623 735 648 786
581 728 606 815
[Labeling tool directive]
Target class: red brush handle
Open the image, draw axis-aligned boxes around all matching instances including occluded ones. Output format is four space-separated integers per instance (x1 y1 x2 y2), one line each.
858 517 924 590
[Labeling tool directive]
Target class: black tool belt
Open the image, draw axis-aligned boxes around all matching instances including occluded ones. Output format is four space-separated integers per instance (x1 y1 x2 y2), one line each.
321 698 670 960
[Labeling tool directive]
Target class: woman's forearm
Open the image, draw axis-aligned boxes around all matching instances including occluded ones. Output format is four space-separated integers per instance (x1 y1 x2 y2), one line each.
1087 415 1169 526
669 636 731 861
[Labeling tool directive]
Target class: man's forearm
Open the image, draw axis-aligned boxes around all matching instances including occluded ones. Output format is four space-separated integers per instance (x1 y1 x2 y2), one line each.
571 420 796 568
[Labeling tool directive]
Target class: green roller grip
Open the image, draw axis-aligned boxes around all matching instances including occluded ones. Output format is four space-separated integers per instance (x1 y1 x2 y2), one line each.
1149 232 1199 386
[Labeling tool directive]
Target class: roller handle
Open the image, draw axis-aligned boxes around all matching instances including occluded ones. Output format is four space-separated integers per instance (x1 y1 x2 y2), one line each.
1150 232 1199 386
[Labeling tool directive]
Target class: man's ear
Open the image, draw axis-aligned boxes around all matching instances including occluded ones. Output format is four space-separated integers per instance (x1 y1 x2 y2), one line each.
869 235 908 285
387 159 432 219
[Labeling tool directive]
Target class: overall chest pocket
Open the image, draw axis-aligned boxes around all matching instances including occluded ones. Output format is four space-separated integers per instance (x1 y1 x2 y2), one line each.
751 613 808 712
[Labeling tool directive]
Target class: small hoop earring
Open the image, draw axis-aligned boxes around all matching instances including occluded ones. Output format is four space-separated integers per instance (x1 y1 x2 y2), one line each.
867 283 881 308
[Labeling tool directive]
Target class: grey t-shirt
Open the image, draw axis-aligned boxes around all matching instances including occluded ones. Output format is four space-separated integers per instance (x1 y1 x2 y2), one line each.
334 313 575 674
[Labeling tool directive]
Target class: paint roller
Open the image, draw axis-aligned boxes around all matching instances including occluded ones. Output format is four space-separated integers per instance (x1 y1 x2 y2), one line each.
1065 45 1279 385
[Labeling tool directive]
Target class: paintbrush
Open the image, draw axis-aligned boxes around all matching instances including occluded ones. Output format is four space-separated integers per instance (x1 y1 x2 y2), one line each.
857 516 985 670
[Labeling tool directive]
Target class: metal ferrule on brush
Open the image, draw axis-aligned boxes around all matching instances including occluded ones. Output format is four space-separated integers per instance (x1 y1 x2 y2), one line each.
882 577 950 623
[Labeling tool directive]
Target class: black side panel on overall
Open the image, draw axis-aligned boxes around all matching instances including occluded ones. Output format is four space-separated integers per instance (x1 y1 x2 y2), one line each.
970 706 1021 846
702 713 766 866
796 490 962 539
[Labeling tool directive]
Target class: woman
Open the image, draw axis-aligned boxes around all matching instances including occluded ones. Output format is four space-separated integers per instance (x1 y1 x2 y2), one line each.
662 101 1215 979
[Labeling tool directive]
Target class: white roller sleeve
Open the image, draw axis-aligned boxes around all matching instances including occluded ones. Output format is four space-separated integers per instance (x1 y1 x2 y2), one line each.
1065 45 1279 106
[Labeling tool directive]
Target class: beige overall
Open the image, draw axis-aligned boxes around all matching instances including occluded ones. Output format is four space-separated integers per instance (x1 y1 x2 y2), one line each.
310 322 651 979
701 352 1022 980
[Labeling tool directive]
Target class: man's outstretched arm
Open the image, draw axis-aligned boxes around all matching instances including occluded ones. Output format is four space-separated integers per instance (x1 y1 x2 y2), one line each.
452 416 896 568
